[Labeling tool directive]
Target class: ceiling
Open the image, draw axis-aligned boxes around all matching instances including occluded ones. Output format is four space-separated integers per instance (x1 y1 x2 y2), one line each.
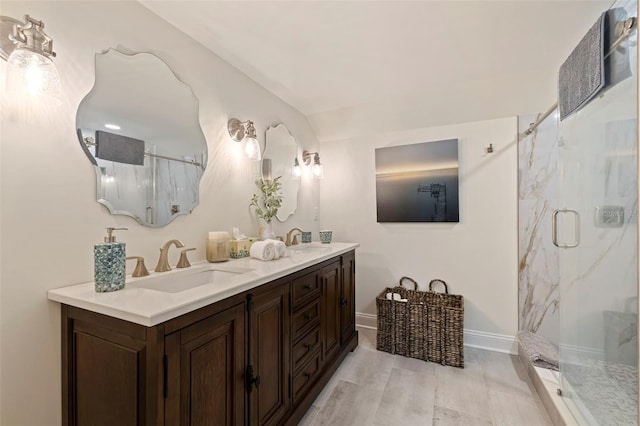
140 1 612 140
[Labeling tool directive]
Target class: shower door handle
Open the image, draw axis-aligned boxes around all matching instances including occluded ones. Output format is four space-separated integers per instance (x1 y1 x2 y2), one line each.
552 208 580 248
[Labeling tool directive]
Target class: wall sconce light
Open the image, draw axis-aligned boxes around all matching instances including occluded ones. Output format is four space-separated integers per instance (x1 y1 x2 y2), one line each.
0 15 61 103
303 150 323 178
228 118 261 161
291 157 302 179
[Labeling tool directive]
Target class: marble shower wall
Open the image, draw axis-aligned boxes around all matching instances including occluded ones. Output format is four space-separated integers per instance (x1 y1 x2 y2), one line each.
91 142 204 226
518 113 560 345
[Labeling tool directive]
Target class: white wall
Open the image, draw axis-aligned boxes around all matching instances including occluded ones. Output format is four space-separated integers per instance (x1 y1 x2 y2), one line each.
0 1 319 424
319 117 519 346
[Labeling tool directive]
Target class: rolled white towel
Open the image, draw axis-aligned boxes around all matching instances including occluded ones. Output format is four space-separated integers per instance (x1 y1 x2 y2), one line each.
265 239 285 259
250 240 276 261
271 240 287 259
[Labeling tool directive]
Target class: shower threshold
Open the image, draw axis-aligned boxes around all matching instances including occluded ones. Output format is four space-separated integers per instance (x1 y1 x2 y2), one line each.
518 342 580 425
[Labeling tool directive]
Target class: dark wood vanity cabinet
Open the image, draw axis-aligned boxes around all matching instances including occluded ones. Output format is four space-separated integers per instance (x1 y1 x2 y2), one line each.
61 250 357 426
61 306 164 426
164 303 246 426
320 261 341 363
248 281 291 426
340 251 356 345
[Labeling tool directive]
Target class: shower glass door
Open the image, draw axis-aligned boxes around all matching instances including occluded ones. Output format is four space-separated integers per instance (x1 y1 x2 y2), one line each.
557 1 638 424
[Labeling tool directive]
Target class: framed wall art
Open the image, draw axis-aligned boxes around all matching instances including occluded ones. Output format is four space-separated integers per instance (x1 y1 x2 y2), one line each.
375 138 460 222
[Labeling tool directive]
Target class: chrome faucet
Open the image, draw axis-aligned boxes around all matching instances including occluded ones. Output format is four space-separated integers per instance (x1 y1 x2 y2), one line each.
154 239 185 272
285 228 304 247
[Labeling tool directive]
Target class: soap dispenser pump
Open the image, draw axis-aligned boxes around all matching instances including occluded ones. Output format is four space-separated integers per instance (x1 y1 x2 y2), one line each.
94 227 128 292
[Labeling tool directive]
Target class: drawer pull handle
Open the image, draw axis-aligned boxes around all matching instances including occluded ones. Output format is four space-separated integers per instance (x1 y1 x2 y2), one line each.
304 313 313 321
304 372 312 380
304 284 312 290
304 343 314 351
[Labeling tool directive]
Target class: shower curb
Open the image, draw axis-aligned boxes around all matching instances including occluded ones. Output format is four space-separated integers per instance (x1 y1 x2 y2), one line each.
518 342 573 426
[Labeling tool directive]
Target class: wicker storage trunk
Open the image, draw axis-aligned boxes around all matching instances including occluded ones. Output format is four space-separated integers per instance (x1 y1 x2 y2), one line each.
376 277 464 368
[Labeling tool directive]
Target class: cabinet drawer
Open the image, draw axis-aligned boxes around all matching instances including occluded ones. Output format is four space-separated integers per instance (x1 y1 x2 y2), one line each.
291 271 320 309
292 326 320 372
292 299 320 342
292 350 322 403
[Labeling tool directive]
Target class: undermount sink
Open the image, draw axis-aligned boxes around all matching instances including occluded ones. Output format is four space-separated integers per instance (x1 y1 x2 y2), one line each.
135 265 254 293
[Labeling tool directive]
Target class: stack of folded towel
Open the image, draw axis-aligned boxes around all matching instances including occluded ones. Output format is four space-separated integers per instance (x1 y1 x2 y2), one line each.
250 239 287 261
385 292 408 302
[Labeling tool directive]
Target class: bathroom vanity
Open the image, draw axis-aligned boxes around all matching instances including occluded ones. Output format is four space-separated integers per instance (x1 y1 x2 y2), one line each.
48 243 358 426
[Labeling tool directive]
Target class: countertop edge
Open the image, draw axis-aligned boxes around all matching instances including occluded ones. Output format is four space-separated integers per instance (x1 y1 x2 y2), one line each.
48 242 359 327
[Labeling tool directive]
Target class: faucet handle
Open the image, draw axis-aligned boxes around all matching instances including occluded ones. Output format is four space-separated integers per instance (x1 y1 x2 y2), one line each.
126 256 149 277
177 248 196 268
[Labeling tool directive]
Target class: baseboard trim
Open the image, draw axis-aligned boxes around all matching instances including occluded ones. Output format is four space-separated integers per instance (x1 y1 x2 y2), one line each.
356 312 517 354
465 329 517 354
355 312 377 330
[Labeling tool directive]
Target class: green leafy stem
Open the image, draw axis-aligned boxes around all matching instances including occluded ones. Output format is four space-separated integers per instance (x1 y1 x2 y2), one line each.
249 177 283 224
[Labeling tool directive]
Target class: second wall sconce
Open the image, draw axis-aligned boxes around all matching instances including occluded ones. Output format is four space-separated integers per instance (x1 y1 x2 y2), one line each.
303 150 323 178
228 118 261 161
1 14 61 103
291 157 302 179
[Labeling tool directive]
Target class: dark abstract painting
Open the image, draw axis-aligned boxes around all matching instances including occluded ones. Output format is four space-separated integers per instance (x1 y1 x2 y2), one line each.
375 139 459 222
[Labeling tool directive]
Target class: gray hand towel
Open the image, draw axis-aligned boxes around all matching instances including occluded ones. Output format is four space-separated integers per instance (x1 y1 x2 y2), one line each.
558 12 606 120
95 130 145 166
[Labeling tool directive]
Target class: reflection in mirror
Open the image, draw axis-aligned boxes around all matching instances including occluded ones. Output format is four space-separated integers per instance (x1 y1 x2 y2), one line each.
76 49 207 227
264 124 300 222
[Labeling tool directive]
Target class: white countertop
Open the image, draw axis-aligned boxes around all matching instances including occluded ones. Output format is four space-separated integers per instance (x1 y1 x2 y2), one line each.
48 242 358 327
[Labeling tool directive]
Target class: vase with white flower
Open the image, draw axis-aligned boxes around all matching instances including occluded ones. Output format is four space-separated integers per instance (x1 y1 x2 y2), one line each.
249 177 283 240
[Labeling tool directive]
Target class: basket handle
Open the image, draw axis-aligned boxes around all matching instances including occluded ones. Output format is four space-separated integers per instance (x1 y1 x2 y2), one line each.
429 279 448 294
399 276 418 290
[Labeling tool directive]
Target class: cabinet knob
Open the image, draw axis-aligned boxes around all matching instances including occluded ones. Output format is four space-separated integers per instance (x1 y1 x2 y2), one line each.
304 313 313 321
304 343 314 351
340 297 348 307
304 284 312 290
304 372 312 380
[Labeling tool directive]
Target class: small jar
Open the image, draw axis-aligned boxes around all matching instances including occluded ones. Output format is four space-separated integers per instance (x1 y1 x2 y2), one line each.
207 231 230 262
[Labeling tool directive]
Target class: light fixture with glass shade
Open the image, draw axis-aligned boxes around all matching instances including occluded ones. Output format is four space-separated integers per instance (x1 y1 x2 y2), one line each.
291 157 302 179
228 118 261 161
303 150 324 178
1 15 61 109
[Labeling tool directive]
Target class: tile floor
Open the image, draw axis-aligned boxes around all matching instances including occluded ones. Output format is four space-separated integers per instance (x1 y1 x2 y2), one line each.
299 327 552 426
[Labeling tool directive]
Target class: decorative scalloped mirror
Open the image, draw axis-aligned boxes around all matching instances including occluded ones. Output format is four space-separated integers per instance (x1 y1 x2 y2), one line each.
76 49 208 227
264 123 300 221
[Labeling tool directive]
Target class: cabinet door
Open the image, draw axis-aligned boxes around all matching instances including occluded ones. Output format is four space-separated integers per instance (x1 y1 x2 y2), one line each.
321 261 341 362
62 306 160 426
340 252 356 345
71 325 147 426
165 304 245 426
249 284 291 426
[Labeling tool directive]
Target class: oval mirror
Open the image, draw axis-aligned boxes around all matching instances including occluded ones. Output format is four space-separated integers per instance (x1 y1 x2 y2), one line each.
76 49 207 227
264 124 300 222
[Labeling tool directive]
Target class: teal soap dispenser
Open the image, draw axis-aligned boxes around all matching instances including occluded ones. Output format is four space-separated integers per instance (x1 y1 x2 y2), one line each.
94 227 128 292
